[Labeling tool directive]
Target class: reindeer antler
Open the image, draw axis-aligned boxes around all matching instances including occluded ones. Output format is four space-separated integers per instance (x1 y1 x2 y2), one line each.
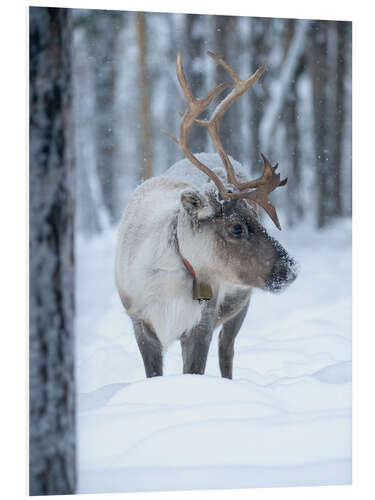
162 53 231 200
163 51 288 230
230 154 287 230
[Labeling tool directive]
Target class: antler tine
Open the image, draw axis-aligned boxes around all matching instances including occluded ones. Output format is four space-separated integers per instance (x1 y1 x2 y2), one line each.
229 154 288 230
163 53 231 199
176 52 194 102
206 51 267 123
206 50 240 83
197 52 267 190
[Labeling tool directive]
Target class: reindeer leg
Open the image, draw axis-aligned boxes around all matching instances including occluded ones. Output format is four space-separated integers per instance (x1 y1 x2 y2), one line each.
132 318 163 377
218 301 249 379
180 302 216 375
181 326 214 375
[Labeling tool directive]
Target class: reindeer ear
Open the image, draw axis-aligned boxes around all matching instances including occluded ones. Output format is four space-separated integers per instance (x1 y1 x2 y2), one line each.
181 190 213 220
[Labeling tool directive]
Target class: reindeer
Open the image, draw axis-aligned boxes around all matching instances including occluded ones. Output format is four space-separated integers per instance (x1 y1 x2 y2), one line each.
115 51 298 379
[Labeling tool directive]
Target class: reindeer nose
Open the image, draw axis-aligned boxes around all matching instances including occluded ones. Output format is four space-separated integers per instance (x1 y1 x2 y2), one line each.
265 255 298 293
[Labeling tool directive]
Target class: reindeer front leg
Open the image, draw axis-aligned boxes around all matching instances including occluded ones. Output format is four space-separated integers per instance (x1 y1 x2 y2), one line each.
218 301 249 379
132 318 163 377
180 302 216 375
181 326 213 375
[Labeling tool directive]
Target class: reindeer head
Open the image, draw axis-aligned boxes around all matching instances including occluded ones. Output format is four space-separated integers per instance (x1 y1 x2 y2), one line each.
165 52 298 293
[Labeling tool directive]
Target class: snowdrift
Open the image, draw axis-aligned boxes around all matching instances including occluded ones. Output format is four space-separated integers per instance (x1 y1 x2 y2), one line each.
76 219 352 493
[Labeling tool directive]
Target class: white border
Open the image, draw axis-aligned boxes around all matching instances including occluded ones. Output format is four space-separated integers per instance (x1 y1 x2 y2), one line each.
29 0 354 20
1 1 374 499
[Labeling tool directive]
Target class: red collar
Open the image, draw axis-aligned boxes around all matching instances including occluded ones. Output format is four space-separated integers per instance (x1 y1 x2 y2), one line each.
176 237 196 277
180 254 196 278
176 240 213 301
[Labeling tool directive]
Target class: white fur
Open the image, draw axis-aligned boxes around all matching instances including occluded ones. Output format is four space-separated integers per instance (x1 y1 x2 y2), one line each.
115 175 204 347
115 153 251 348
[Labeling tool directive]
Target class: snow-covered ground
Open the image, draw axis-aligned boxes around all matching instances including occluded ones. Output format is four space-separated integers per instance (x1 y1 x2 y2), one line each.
75 217 352 494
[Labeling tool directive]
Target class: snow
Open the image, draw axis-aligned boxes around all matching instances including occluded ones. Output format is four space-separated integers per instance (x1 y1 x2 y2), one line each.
75 217 352 493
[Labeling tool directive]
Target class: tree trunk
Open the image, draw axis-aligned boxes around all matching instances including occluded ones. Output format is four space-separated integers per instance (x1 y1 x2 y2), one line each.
283 20 304 226
212 15 241 160
86 11 121 222
29 7 76 495
184 14 207 153
72 21 111 235
136 12 153 180
248 17 271 175
310 21 332 228
332 21 349 217
164 13 181 168
343 23 352 217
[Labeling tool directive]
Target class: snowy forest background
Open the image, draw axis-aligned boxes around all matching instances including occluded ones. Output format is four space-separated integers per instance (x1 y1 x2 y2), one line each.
29 7 352 496
73 9 352 233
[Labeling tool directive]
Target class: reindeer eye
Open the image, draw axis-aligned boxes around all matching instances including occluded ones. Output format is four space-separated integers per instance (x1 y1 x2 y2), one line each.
231 224 244 236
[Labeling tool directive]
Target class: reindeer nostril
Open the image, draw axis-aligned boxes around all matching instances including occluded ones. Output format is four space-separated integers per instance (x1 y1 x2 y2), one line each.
277 263 287 280
265 256 298 293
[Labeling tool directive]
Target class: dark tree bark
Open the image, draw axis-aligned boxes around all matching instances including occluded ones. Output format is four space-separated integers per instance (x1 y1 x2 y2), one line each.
285 73 304 226
184 14 207 153
310 21 333 228
309 20 351 228
212 15 241 160
332 21 349 217
344 23 352 217
164 13 181 168
72 19 109 236
136 11 153 180
248 18 271 175
283 20 304 226
29 7 76 495
86 10 122 222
